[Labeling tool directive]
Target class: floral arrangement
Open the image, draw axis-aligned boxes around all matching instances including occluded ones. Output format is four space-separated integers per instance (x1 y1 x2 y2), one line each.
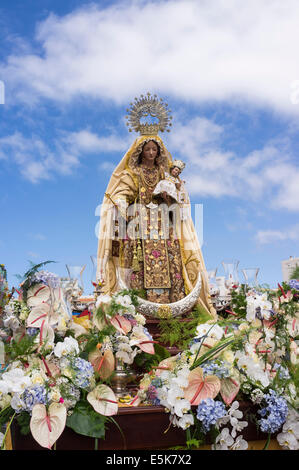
0 264 122 450
0 261 298 451
90 290 156 367
131 280 299 450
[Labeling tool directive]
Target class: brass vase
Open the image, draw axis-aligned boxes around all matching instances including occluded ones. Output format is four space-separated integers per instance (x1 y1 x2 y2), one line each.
110 359 137 398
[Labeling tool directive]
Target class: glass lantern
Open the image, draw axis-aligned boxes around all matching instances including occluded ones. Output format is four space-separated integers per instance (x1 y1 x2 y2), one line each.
66 264 85 297
241 268 259 289
221 259 239 289
207 268 219 296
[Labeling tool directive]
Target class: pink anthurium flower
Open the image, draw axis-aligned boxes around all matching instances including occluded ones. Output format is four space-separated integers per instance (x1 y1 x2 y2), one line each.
220 377 240 405
154 356 178 377
184 367 221 405
88 348 115 380
110 315 132 334
129 330 156 354
30 402 67 449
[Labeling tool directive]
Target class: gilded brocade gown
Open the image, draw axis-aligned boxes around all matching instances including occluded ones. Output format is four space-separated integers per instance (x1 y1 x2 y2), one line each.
113 164 186 304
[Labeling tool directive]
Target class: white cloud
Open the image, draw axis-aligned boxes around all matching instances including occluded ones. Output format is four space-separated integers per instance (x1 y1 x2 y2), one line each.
255 224 299 244
2 0 299 114
165 116 299 211
0 129 129 183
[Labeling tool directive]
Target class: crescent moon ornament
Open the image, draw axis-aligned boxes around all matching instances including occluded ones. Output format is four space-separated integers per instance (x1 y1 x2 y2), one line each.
116 268 202 318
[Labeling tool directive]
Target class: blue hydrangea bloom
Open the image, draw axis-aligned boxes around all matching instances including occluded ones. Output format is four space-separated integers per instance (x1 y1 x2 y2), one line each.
26 327 39 337
31 270 60 288
258 389 288 433
196 398 226 433
273 363 290 380
71 357 94 388
201 360 230 379
20 385 49 413
289 279 299 290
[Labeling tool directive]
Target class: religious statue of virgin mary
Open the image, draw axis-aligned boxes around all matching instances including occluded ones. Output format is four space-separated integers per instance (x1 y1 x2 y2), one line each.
96 93 216 320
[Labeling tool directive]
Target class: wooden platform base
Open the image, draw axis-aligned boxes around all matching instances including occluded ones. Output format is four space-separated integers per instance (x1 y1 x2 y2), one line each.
10 402 282 451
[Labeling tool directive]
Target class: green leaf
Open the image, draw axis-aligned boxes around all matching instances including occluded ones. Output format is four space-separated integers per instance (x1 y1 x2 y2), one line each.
0 406 15 428
16 411 31 435
66 400 107 439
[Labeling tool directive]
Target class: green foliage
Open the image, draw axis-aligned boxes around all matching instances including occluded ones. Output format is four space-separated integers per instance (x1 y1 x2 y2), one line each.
157 305 212 351
0 406 15 428
133 343 171 372
230 285 247 318
66 400 107 438
290 265 299 279
5 333 38 360
16 411 31 435
185 438 203 449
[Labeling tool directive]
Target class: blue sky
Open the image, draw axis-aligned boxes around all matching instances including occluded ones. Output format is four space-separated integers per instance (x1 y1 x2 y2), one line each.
1 0 299 293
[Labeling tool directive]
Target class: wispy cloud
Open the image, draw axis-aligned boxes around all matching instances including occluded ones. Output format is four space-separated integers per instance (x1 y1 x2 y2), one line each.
255 224 299 244
0 129 128 183
167 116 299 212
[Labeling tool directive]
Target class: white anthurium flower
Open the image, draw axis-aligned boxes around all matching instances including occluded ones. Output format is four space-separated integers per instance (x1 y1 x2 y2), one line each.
285 313 299 338
212 428 234 450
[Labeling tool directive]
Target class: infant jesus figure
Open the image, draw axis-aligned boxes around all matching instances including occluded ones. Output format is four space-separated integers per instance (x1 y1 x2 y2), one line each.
152 160 189 218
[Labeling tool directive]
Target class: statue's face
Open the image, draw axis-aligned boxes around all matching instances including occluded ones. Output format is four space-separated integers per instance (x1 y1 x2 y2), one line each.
171 167 180 177
141 140 159 165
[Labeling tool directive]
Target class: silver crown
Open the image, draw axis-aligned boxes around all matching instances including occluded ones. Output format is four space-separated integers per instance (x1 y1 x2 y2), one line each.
125 92 173 135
